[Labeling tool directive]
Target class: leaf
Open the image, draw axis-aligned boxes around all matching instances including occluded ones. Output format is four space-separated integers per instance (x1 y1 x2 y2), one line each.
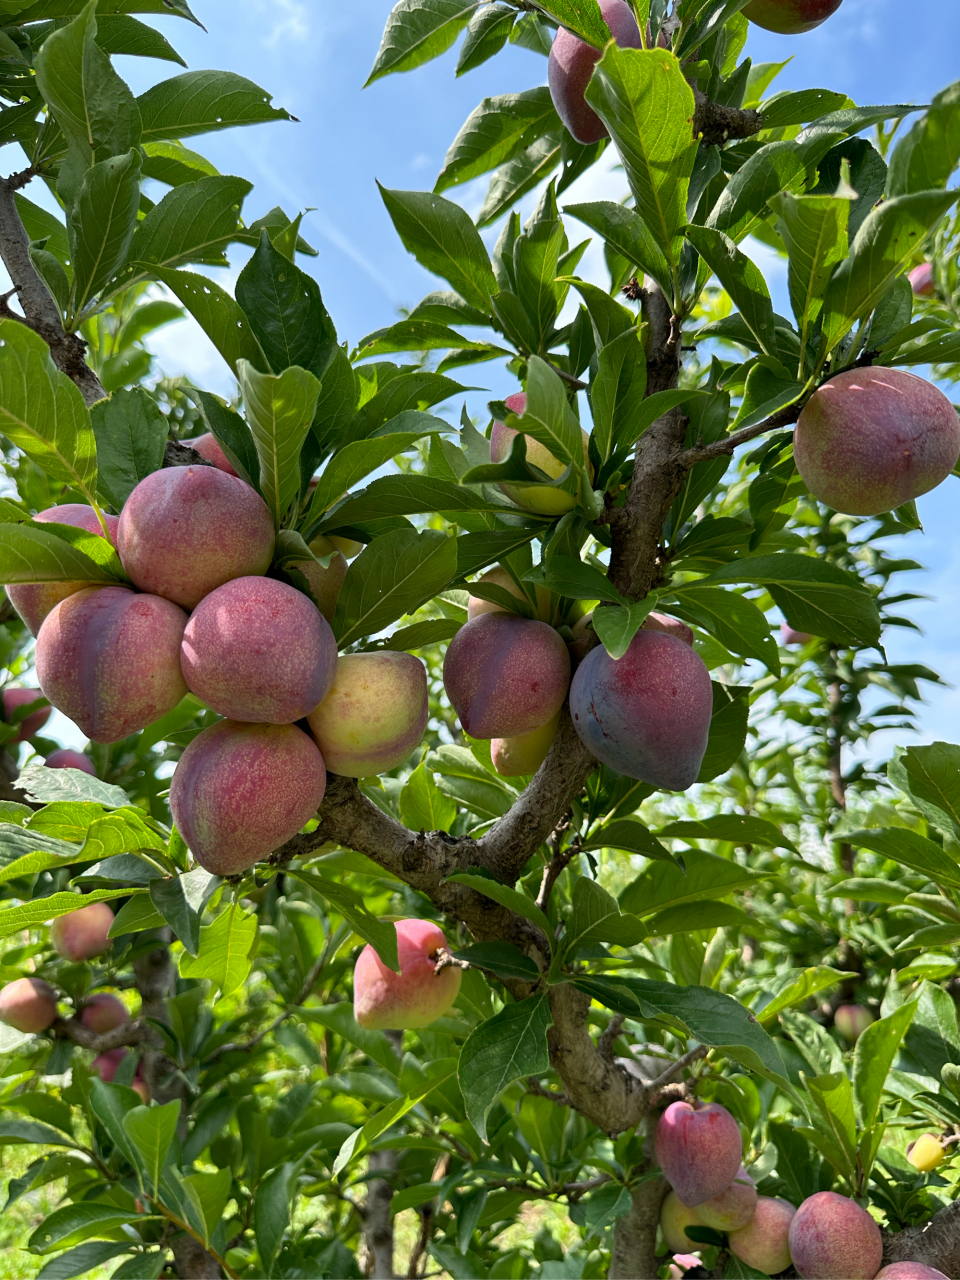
760 89 849 130
659 814 796 852
400 762 458 832
69 149 142 317
671 585 779 673
127 174 252 273
756 967 856 1025
149 266 268 375
564 877 645 956
254 1163 296 1278
592 599 660 660
302 1003 401 1075
889 741 960 833
456 4 514 75
436 87 560 193
0 889 136 940
90 388 166 510
35 1243 133 1280
446 871 551 938
853 1001 916 1130
236 229 337 377
533 555 623 605
459 994 552 1140
137 70 292 142
190 390 260 489
887 81 960 196
306 432 435 525
29 1203 146 1255
803 1071 857 1176
565 200 671 297
178 905 257 997
620 847 767 916
366 0 479 84
108 895 165 937
123 1101 180 1195
333 528 457 649
0 322 97 504
697 682 750 783
286 868 400 971
644 900 749 935
686 225 776 355
844 828 960 890
708 140 806 245
379 185 497 314
17 761 129 808
581 817 675 863
570 1181 634 1241
0 1118 79 1148
236 361 320 527
333 1058 458 1173
513 355 584 469
453 942 540 982
0 522 114 585
149 868 217 957
771 188 851 342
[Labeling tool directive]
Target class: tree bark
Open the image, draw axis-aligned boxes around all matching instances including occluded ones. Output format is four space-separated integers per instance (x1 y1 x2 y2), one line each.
881 1199 960 1277
171 1235 222 1280
364 1029 402 1279
610 1114 666 1280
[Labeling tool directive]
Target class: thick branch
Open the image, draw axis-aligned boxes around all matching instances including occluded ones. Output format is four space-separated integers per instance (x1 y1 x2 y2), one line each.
680 403 802 468
164 441 212 469
52 1015 146 1052
692 88 762 147
881 1199 960 1276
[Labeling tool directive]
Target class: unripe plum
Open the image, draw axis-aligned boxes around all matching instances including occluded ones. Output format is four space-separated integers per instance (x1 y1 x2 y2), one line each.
330 534 364 560
45 749 96 775
696 1166 757 1232
180 576 337 723
906 1134 944 1172
354 918 461 1030
547 0 643 144
117 466 275 610
569 629 712 790
467 566 552 622
170 720 327 875
3 688 51 742
0 977 58 1033
188 432 239 476
51 901 115 962
6 505 119 639
36 586 188 743
291 534 348 621
492 712 561 777
728 1197 796 1275
655 1100 743 1207
909 263 936 298
788 1191 882 1280
835 1003 873 1043
307 652 428 777
876 1266 950 1280
793 368 960 517
660 1189 705 1253
491 393 592 515
742 0 843 33
443 613 571 739
80 993 129 1034
782 622 813 645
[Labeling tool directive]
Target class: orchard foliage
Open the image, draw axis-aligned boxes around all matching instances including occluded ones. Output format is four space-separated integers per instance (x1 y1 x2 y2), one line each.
0 1 956 1279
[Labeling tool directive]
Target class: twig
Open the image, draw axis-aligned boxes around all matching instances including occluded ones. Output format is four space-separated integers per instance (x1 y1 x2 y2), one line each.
527 1077 570 1107
680 403 803 468
547 359 588 391
52 1016 146 1052
598 1014 626 1062
537 819 576 911
647 1044 708 1093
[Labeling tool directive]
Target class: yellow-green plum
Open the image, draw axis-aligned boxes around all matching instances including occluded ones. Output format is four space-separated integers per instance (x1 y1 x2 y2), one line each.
180 576 337 723
443 613 571 739
0 977 58 1033
354 919 461 1030
695 1167 757 1232
467 567 553 623
491 393 592 515
794 368 960 517
289 534 349 622
307 652 428 778
80 993 129 1034
570 629 712 790
51 901 114 962
170 721 327 876
835 1003 873 1043
36 586 188 743
906 1134 945 1173
909 264 936 298
660 1190 705 1253
728 1197 795 1275
3 688 50 743
655 1100 743 1207
492 712 561 778
547 0 643 144
45 749 96 775
330 534 364 560
188 432 239 476
789 1191 882 1280
117 466 275 610
6 504 119 638
876 1266 950 1280
742 0 842 33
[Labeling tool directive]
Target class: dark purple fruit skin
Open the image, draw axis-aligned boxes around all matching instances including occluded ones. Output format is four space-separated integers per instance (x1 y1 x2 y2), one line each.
793 367 960 516
569 629 712 789
742 0 843 34
547 0 643 144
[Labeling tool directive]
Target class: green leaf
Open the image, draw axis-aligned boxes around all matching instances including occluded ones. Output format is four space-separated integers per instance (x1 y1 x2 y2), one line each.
581 817 675 863
35 1243 133 1280
565 200 671 298
286 868 400 971
671 585 779 673
760 89 849 130
255 1163 296 1278
436 87 560 193
0 322 98 504
305 432 435 526
620 847 767 917
137 70 293 142
429 745 517 820
400 762 458 832
513 355 583 468
0 1118 79 1148
108 895 165 937
853 1001 916 1130
644 899 749 935
590 327 647 464
17 761 129 808
844 828 960 890
178 905 257 997
123 1100 180 1195
887 81 960 196
0 522 114 585
29 1202 146 1255
697 682 750 783
453 942 540 982
182 1168 231 1240
770 188 851 344
302 1003 401 1075
537 0 609 46
140 139 218 186
459 994 552 1140
456 4 514 76
15 1 200 20
333 528 457 649
127 174 252 274
149 266 268 374
570 1182 634 1241
756 966 856 1025
236 361 320 528
532 555 623 604
0 888 136 939
366 0 479 84
190 391 260 490
890 741 960 833
236 229 336 377
333 1058 458 1174
149 868 217 957
686 225 776 355
379 185 497 314
564 877 645 956
803 1071 857 1178
69 149 142 317
90 388 167 510
592 599 660 660
659 814 796 851
446 871 551 939
708 140 806 244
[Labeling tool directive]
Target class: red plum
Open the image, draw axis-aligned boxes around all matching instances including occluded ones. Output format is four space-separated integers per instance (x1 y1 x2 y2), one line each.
547 1 643 144
51 901 114 962
354 919 461 1030
655 1100 743 1206
6 505 119 638
0 977 58 1033
742 0 843 32
788 1191 882 1280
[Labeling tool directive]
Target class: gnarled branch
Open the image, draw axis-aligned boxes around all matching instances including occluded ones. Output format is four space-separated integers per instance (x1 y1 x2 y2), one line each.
692 88 762 147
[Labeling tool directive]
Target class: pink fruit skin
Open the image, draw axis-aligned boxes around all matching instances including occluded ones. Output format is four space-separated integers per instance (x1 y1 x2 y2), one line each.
180 576 338 724
3 688 51 743
655 1100 743 1207
6 505 120 638
170 720 327 875
789 1191 882 1280
782 622 813 645
835 1003 873 1043
81 993 129 1034
876 1266 950 1280
742 0 843 33
909 264 936 298
36 586 188 744
0 977 58 1033
117 466 275 610
644 613 694 646
728 1197 796 1275
548 0 643 144
51 901 115 962
569 629 713 790
443 613 571 739
45 749 96 775
794 368 960 517
92 1047 128 1082
354 919 461 1030
696 1166 758 1232
189 433 239 476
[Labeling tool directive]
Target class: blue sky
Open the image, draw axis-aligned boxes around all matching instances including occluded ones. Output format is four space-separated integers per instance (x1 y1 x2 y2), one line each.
8 0 960 753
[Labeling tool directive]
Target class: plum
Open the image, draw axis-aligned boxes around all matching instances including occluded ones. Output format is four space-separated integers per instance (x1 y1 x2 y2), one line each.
875 1266 950 1280
696 1166 757 1232
788 1191 882 1280
81 993 129 1033
655 1100 743 1207
659 1190 705 1253
547 0 643 144
835 1003 873 1043
45 749 96 775
354 919 461 1030
491 712 561 778
0 977 58 1033
742 0 843 33
491 393 592 515
3 688 51 743
188 432 239 476
728 1196 796 1275
51 901 114 962
906 1134 944 1173
909 263 936 298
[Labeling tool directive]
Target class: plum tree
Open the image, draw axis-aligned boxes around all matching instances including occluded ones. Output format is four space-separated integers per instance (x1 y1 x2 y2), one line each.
354 919 461 1029
180 576 338 723
170 721 328 875
788 1191 883 1280
793 368 960 516
659 1191 705 1253
909 263 937 297
654 1100 743 1206
443 612 571 738
188 433 239 476
728 1197 796 1274
0 977 58 1033
307 651 429 777
547 0 642 143
44 748 96 774
36 586 188 743
50 901 114 962
742 0 844 33
490 394 592 515
569 629 713 789
117 466 275 609
695 1166 757 1232
835 1003 873 1042
491 712 561 777
80 993 129 1033
907 1134 945 1172
3 687 50 742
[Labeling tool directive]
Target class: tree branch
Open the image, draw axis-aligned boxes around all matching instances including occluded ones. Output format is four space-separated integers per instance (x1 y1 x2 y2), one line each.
692 88 762 147
646 1044 707 1093
52 1015 146 1052
881 1199 960 1277
680 403 803 468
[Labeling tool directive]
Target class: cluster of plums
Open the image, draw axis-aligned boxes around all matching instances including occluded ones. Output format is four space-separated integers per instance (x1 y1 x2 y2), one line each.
657 1099 947 1280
